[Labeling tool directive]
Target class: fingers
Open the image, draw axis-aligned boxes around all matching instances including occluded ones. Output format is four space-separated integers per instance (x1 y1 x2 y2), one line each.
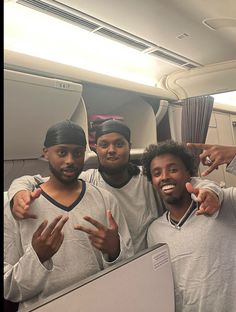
31 188 41 200
51 215 69 236
74 212 117 234
74 213 120 259
200 163 219 176
14 191 31 211
185 182 196 195
107 210 118 229
41 215 68 238
74 224 94 235
13 206 38 220
32 215 68 263
187 143 217 174
196 202 218 216
33 220 48 238
185 184 209 214
13 190 39 219
185 182 200 202
74 214 110 237
195 207 206 215
83 216 106 230
195 190 219 216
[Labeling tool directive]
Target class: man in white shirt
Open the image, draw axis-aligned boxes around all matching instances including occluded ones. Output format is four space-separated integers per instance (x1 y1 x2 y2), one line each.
143 141 236 312
4 121 133 311
8 120 223 254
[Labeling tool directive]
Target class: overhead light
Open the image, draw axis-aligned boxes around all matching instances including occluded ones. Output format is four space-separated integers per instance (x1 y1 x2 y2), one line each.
4 1 160 86
13 0 201 69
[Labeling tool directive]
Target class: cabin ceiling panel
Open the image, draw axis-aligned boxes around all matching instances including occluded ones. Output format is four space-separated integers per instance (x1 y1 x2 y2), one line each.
58 0 236 65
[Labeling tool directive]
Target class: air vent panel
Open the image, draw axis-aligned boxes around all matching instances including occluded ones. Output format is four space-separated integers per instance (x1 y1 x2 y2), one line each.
16 0 202 69
183 63 198 69
95 28 150 50
17 0 100 31
150 50 187 66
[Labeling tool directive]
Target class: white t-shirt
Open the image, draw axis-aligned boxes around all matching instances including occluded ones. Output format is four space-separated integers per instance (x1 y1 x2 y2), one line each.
80 168 163 253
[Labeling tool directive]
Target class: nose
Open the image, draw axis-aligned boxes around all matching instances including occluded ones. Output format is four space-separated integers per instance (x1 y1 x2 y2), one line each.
160 169 170 180
107 144 116 153
65 153 75 164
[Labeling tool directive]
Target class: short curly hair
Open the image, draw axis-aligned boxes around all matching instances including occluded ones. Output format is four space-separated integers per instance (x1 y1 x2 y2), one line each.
141 140 197 181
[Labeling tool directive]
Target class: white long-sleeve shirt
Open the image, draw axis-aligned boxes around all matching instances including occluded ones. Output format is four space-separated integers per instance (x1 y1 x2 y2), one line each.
147 187 236 312
4 181 133 311
8 171 223 254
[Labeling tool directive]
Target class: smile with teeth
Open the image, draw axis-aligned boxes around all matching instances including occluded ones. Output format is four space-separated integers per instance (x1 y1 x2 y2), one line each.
161 184 175 193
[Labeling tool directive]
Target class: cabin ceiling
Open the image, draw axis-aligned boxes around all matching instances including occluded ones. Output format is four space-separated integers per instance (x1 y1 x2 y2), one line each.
58 0 236 66
5 0 236 96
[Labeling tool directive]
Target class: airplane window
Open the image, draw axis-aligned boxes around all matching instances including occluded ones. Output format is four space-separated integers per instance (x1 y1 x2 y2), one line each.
212 91 236 107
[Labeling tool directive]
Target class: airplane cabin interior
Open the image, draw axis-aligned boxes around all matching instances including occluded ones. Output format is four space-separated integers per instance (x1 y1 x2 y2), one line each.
3 1 236 310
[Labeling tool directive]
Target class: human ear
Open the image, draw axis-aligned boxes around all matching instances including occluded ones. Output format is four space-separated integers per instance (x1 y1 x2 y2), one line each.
43 147 49 160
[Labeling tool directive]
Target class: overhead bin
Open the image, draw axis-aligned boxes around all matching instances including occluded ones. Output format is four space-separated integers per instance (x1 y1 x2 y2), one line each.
4 50 176 163
4 69 83 160
4 50 177 100
164 60 236 99
4 68 159 169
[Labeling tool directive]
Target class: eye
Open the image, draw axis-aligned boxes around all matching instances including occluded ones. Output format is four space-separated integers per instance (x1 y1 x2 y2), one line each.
57 150 67 157
115 140 126 148
169 167 178 173
152 170 161 177
98 142 109 148
73 150 84 158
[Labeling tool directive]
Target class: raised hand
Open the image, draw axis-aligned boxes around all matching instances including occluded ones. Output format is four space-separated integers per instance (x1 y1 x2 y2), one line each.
32 215 69 263
74 210 120 261
185 182 220 215
12 188 41 219
187 143 236 176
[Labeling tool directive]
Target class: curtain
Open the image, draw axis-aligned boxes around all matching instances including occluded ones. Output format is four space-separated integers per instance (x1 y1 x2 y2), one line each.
181 95 214 167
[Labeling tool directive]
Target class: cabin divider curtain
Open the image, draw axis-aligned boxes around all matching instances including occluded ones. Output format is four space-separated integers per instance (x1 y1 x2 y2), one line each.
181 95 214 168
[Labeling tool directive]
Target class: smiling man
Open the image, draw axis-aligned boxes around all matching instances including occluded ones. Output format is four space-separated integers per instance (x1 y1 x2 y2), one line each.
8 121 224 254
142 140 236 312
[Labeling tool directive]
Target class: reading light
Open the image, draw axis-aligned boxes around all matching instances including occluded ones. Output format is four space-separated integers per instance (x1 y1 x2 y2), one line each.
4 1 158 87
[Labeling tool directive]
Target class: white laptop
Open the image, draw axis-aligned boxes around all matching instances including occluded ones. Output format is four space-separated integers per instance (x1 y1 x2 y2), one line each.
28 243 174 312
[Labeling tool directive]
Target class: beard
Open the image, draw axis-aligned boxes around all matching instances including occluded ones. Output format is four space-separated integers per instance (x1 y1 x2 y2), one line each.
160 190 189 207
98 161 129 176
49 163 83 185
163 195 180 205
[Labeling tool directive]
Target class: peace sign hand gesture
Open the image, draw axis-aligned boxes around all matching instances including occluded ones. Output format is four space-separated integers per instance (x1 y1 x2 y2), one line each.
32 215 69 263
74 210 120 261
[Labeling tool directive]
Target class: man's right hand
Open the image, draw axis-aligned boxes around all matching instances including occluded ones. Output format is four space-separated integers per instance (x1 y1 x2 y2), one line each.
12 188 41 219
32 215 69 263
